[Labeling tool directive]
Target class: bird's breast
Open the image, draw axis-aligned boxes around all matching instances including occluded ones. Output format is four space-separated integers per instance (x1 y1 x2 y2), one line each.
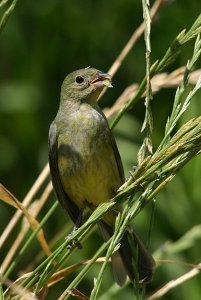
56 107 121 209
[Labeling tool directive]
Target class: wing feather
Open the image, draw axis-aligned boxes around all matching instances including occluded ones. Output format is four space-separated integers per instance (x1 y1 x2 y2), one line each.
48 122 80 224
97 107 125 185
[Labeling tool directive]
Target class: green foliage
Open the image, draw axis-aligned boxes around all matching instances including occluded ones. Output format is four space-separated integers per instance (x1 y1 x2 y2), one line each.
1 1 201 300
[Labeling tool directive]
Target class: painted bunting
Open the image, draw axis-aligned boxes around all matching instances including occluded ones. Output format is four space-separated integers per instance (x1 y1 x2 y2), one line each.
48 67 154 285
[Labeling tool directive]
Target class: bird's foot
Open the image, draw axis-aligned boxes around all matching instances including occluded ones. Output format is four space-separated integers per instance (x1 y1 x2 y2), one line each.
65 226 82 249
126 165 137 180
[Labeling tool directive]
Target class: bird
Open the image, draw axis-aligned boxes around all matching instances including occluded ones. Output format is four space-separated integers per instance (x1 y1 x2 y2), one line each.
48 67 155 286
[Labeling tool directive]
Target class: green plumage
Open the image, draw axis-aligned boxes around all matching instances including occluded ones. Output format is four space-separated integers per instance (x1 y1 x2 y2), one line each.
48 67 154 285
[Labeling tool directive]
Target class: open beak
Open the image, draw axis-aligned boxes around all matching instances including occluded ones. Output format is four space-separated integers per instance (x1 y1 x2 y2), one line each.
90 72 113 88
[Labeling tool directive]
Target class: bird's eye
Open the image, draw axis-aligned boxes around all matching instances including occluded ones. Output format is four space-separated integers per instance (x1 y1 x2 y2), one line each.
75 76 84 84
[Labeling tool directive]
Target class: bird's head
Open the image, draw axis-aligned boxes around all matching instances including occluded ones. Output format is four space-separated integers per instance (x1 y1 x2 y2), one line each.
60 67 112 105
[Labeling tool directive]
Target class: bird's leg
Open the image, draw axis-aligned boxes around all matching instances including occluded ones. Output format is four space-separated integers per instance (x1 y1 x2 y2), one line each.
74 208 84 230
128 165 146 192
66 209 83 249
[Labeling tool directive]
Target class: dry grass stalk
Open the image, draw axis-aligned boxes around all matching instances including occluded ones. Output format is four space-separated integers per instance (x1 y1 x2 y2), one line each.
104 68 201 118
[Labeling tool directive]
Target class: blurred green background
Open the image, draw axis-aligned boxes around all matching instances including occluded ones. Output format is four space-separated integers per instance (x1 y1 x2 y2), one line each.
1 0 201 299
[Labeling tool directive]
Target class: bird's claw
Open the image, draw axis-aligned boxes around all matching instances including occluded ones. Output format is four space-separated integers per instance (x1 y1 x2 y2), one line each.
65 226 83 249
126 165 138 180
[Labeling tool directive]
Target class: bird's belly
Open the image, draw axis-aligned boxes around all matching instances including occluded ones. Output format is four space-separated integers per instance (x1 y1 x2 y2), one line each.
58 144 121 209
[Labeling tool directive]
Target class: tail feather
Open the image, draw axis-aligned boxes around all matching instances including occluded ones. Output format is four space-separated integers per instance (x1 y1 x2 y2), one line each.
118 229 155 284
99 221 155 285
111 251 127 286
98 221 127 285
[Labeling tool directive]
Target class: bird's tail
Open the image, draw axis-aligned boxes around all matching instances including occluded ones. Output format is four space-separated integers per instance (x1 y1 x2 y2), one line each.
99 221 155 286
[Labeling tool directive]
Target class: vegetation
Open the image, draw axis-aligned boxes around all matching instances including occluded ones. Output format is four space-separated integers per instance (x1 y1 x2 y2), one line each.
0 1 201 299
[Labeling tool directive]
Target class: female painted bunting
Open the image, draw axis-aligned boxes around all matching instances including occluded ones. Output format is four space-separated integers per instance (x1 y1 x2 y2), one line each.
48 67 154 285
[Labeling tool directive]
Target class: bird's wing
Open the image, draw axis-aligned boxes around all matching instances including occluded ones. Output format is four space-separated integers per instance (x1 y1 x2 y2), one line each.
48 122 80 224
98 107 125 184
109 132 125 184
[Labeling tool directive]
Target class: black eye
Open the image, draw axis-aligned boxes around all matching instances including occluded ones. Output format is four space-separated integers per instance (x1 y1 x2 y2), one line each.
75 76 84 84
